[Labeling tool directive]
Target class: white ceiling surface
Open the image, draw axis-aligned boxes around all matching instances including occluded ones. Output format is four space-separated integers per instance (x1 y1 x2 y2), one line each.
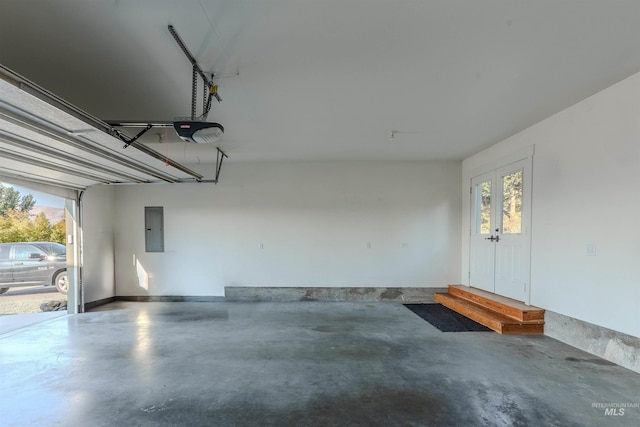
3 1 640 165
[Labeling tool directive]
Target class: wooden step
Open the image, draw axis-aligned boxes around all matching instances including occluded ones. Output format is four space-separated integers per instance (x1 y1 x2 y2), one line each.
447 285 544 322
434 293 544 335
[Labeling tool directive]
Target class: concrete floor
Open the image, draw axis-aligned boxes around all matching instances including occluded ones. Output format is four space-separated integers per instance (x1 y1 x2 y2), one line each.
0 302 638 426
0 311 66 335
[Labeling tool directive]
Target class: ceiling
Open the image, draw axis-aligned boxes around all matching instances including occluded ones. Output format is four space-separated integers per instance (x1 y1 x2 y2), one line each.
2 0 640 167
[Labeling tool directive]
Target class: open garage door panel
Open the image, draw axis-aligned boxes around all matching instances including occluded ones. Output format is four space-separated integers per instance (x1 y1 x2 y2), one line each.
0 69 202 191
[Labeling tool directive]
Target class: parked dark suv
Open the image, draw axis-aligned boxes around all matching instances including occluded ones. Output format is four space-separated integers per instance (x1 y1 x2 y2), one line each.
0 242 67 295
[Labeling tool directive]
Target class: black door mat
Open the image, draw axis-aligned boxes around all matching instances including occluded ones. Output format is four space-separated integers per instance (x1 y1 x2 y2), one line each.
404 303 492 332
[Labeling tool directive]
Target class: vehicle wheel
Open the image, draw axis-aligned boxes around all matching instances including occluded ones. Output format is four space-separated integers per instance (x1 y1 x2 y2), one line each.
0 288 9 295
54 271 68 295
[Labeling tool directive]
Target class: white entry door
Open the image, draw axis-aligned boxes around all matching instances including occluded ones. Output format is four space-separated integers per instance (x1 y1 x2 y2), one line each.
469 158 532 302
469 171 496 294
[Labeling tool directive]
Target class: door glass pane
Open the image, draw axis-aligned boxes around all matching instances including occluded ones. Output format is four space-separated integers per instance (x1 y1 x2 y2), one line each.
475 180 491 235
502 170 522 234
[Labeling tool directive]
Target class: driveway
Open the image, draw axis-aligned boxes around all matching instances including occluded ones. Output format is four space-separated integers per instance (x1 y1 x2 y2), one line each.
0 286 66 315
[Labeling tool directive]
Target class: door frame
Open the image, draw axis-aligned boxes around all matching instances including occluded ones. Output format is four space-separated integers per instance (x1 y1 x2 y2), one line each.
462 145 535 305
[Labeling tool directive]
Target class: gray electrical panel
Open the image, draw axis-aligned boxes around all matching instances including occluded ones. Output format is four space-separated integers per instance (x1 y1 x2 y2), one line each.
145 207 164 252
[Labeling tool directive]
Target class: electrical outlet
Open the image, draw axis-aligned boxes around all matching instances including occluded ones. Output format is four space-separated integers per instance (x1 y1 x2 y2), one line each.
586 244 596 256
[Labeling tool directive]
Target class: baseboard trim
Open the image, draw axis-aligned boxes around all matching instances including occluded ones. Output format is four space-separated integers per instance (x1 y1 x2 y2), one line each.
544 310 640 374
87 287 445 307
224 286 447 302
84 297 117 311
116 295 226 303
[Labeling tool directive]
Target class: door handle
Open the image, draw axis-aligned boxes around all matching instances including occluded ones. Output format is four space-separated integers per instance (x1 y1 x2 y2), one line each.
14 262 23 265
484 235 500 242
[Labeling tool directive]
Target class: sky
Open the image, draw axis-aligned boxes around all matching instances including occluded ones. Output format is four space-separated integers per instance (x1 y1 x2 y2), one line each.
1 183 65 208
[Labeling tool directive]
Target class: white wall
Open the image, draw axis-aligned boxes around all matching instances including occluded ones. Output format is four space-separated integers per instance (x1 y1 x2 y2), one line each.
113 161 462 297
82 185 115 303
463 72 640 338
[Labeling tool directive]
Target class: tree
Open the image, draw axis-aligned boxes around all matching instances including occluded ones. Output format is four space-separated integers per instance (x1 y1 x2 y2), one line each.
0 185 64 244
0 210 65 244
0 209 33 242
20 193 36 213
50 220 66 245
32 212 53 241
0 185 36 215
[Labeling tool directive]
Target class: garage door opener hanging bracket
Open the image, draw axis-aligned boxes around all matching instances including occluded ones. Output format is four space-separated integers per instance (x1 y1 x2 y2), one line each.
119 124 154 149
214 147 227 183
